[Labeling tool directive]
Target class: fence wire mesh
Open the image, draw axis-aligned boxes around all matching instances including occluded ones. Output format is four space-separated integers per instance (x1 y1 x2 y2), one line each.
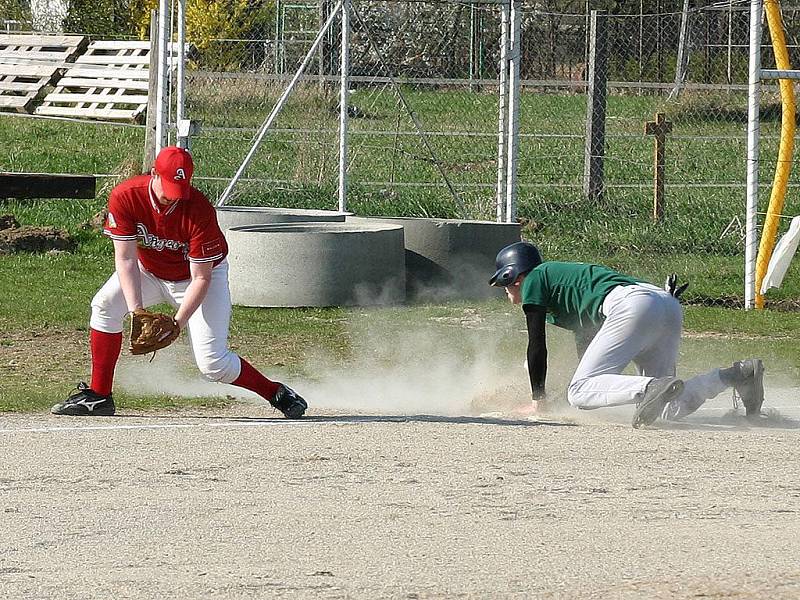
5 0 800 306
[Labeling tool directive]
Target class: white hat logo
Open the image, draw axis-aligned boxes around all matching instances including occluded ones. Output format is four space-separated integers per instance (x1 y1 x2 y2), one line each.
174 168 186 181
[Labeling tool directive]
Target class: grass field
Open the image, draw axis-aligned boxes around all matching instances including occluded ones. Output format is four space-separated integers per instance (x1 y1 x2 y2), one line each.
2 87 799 412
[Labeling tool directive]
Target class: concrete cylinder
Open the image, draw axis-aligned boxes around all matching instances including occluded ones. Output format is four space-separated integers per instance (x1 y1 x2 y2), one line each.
216 206 349 231
347 216 520 301
227 222 405 307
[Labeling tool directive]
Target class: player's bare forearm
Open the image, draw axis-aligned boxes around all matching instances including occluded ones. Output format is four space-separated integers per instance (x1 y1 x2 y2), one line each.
174 261 213 328
113 239 143 311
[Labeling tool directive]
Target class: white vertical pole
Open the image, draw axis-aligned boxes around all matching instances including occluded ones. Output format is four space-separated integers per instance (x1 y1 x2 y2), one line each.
496 1 510 222
175 0 188 149
155 0 171 153
504 0 522 223
338 0 350 213
745 0 762 310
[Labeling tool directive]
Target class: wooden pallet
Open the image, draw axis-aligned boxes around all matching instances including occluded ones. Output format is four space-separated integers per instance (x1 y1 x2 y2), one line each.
0 34 87 65
35 40 171 123
0 34 87 113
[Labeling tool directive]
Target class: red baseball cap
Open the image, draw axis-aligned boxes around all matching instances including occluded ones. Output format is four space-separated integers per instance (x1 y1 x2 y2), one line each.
154 146 194 200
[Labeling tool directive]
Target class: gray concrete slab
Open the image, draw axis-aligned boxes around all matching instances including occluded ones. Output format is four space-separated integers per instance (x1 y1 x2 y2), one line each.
216 206 349 231
347 216 520 301
227 222 405 307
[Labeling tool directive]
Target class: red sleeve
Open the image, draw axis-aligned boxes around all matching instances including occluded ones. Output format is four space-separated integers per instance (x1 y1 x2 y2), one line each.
187 196 227 263
103 186 138 241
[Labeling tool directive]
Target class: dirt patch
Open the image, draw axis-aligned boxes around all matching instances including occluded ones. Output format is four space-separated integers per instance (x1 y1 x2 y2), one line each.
0 329 89 386
0 214 76 255
0 214 19 230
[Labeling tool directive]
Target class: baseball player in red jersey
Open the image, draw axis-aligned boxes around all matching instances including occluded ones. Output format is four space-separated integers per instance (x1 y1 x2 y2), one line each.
51 146 307 419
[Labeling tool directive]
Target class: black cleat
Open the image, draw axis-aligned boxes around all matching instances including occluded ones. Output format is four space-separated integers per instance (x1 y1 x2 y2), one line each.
632 377 684 429
269 384 307 419
51 382 116 416
730 359 765 418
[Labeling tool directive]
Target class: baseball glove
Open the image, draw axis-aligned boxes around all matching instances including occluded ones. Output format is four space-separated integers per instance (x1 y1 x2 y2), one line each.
129 309 180 356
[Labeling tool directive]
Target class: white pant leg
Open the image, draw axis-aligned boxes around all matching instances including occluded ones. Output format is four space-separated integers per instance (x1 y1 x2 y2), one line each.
568 284 682 409
632 298 682 378
89 267 173 333
165 260 242 384
670 369 728 417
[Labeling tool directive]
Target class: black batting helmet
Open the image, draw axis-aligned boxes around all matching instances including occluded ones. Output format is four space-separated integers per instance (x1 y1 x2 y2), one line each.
489 241 542 287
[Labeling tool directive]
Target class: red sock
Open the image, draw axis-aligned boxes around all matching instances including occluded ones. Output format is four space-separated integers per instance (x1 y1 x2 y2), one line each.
90 328 122 396
231 358 280 400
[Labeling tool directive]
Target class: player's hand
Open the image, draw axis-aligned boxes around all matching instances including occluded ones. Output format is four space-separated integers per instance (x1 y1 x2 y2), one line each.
664 273 689 299
512 398 543 417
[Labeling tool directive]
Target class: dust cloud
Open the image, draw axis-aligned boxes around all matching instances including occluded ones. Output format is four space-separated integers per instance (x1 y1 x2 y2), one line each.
113 307 561 416
113 307 793 424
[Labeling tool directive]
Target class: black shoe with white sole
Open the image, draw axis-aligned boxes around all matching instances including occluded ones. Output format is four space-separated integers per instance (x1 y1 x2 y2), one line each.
269 383 307 419
51 382 116 416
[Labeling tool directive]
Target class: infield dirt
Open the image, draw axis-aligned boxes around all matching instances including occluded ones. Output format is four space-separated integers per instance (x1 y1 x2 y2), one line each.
2 399 799 599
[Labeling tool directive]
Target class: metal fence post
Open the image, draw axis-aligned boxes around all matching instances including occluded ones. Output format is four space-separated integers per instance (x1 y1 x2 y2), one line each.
496 0 510 222
583 10 607 203
745 0 762 310
155 0 171 153
143 10 159 170
175 0 189 149
504 0 521 224
338 0 350 213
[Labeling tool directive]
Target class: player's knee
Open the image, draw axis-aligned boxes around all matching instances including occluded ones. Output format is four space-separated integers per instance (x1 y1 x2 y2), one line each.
566 379 593 409
89 292 126 332
196 351 239 383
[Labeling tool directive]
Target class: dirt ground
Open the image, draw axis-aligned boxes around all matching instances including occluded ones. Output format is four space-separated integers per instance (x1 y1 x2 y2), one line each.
2 397 799 600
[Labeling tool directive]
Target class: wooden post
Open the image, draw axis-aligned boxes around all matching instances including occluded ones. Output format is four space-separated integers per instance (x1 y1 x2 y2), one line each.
583 10 607 203
0 173 96 199
142 9 159 172
645 112 673 222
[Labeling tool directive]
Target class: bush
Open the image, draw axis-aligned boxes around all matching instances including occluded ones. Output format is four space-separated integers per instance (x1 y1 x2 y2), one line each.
129 0 274 68
63 0 136 37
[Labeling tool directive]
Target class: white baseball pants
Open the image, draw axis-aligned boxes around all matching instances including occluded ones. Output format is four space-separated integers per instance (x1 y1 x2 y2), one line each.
89 259 242 384
567 283 728 410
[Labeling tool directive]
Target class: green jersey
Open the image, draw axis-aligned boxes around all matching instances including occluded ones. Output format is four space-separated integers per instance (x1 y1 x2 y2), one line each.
520 262 640 331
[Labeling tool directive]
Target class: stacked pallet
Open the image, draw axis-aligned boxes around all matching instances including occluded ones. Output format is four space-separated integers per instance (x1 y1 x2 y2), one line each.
35 40 152 122
0 34 87 114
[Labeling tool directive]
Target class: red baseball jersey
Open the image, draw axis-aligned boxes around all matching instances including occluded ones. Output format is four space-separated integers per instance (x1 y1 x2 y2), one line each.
103 175 228 281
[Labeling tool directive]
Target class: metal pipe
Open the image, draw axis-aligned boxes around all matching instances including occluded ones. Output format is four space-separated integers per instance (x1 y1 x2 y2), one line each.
176 0 187 148
745 0 763 309
155 0 171 153
217 0 344 206
504 0 521 223
338 0 350 212
761 68 800 79
496 1 510 222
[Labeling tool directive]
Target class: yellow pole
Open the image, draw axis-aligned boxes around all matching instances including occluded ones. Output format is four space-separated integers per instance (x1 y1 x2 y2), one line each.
755 0 796 308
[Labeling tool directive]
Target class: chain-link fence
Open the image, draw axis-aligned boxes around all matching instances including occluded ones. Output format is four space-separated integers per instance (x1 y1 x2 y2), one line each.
5 0 800 306
190 0 507 221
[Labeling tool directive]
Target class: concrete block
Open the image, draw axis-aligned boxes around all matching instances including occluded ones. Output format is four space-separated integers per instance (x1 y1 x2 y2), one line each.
347 216 520 301
227 222 405 307
216 206 349 231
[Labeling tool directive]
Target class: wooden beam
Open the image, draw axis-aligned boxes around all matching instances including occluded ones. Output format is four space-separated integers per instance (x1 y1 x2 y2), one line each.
0 173 96 199
644 112 673 222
